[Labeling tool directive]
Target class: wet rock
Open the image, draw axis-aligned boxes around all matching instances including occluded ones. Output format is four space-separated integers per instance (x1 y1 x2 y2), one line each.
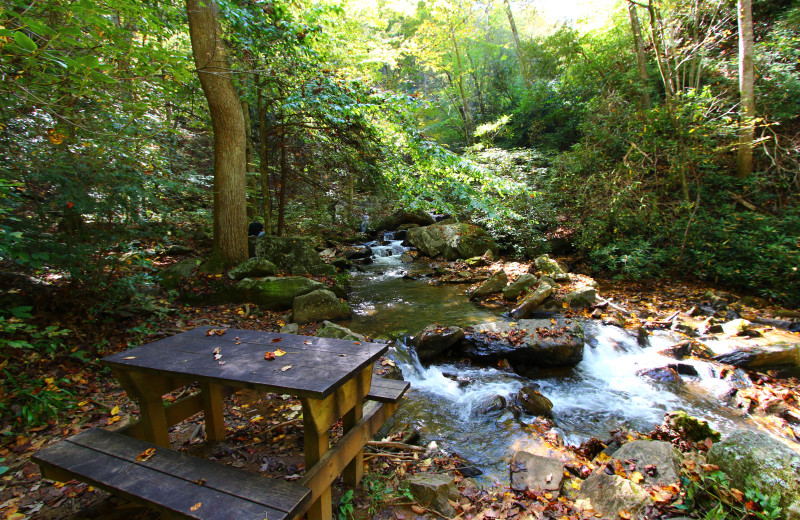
517 385 553 418
663 411 721 442
612 440 681 486
399 252 415 263
721 318 751 335
462 317 584 368
576 473 653 520
474 395 506 416
406 473 460 517
502 274 538 301
344 246 372 260
469 269 508 299
658 339 714 360
234 276 325 310
254 235 325 272
314 321 366 342
292 289 351 324
227 257 278 280
668 363 699 377
533 254 566 276
410 324 465 361
560 286 596 309
708 430 800 520
636 366 683 384
713 343 800 368
510 452 564 495
509 283 553 320
406 223 499 260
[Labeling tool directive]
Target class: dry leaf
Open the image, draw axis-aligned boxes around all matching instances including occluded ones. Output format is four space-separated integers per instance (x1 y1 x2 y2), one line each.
190 503 201 511
136 448 156 462
281 365 292 371
110 405 119 416
618 509 631 519
194 478 207 486
630 471 644 484
274 348 286 357
304 340 312 345
730 488 745 502
264 351 276 360
411 505 426 515
271 338 283 343
122 356 136 360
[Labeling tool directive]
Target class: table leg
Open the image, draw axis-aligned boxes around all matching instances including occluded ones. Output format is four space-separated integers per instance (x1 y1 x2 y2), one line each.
112 370 171 448
343 368 372 487
200 382 227 442
303 406 332 520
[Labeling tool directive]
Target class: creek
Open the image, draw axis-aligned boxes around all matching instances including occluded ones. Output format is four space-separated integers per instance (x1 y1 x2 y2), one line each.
339 240 751 481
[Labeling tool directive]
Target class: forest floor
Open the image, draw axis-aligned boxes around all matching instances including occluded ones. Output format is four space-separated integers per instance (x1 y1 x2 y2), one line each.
1 254 799 520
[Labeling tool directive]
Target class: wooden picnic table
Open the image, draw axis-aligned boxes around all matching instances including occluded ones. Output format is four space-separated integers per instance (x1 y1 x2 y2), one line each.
98 326 394 520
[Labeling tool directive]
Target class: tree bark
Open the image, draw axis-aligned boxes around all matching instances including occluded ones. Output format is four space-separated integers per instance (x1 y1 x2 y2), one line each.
450 27 473 145
503 0 532 89
737 0 755 178
627 1 651 109
257 81 272 234
186 0 247 266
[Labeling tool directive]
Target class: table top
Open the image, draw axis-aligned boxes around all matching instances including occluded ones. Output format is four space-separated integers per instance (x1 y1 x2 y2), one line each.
101 326 388 399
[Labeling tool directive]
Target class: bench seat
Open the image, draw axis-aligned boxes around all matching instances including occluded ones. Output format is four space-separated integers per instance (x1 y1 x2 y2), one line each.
33 428 310 520
365 378 410 403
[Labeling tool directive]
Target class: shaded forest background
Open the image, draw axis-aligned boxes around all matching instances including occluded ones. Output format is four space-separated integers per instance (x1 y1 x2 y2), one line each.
1 0 799 422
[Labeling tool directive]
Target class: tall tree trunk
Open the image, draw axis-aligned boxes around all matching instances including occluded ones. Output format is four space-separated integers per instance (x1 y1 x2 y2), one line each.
450 28 473 145
627 0 651 109
646 0 676 100
186 0 247 266
504 0 532 89
737 0 755 178
277 116 288 237
257 81 272 234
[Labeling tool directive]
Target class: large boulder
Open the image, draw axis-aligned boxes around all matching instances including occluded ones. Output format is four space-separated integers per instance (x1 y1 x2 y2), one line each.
157 258 201 289
509 283 553 320
611 440 681 486
503 274 538 301
375 209 435 231
227 257 278 280
410 324 465 361
253 236 324 272
233 276 325 310
407 223 498 260
510 452 564 495
469 270 508 299
461 318 584 368
560 286 597 309
576 473 653 520
406 473 460 517
533 254 566 276
292 289 351 324
707 429 800 520
713 342 800 368
315 321 366 342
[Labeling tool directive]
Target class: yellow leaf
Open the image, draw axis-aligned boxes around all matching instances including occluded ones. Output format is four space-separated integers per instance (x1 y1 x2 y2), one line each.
190 503 202 511
136 448 156 462
274 348 286 357
111 405 119 416
630 471 644 484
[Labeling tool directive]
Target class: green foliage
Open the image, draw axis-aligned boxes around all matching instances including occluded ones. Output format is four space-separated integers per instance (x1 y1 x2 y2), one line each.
0 370 75 425
0 307 71 358
336 489 354 520
679 470 782 520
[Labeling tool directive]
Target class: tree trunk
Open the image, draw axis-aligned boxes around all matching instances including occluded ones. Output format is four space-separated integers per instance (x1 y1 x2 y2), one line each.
646 0 675 100
450 27 473 145
186 0 247 266
257 81 272 234
737 0 755 178
627 1 651 109
277 116 288 237
504 0 532 89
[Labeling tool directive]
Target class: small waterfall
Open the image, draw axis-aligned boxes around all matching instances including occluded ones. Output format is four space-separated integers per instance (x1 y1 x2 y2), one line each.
366 239 408 260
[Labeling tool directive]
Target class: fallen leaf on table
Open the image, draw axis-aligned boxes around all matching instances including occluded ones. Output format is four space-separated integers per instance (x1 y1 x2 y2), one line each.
264 352 276 360
271 338 283 343
122 356 136 360
304 340 312 345
193 478 206 486
190 503 201 511
136 448 156 462
281 365 292 372
274 348 286 357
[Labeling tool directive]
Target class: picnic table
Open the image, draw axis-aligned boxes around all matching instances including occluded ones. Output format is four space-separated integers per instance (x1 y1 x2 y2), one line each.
34 326 409 520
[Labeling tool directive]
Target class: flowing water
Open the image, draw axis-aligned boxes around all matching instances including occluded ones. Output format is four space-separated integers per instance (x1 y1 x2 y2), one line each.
341 240 751 480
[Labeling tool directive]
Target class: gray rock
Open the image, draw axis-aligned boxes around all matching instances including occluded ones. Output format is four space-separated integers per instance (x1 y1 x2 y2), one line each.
503 274 538 301
157 258 201 289
462 318 584 368
253 235 324 272
292 289 351 325
469 270 508 299
509 283 553 320
707 429 800 520
510 452 564 495
165 244 194 255
292 263 337 277
280 323 300 334
315 321 366 342
612 440 681 486
406 223 498 260
375 209 436 231
410 324 465 361
233 276 325 310
575 473 653 520
562 286 596 308
332 257 352 269
406 473 460 517
517 385 553 418
474 395 506 416
228 257 278 280
533 254 566 276
713 342 800 368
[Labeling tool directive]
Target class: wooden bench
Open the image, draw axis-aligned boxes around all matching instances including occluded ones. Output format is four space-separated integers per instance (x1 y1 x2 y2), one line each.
365 377 410 404
33 428 311 520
